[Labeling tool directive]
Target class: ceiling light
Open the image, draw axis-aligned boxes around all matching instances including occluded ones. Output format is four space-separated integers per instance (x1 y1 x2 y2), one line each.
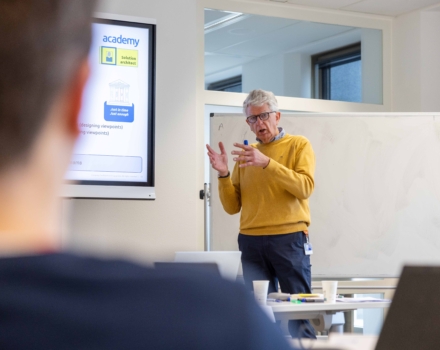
204 12 244 31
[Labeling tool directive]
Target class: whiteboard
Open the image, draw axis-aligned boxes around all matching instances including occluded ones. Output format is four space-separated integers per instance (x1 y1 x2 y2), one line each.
210 113 440 278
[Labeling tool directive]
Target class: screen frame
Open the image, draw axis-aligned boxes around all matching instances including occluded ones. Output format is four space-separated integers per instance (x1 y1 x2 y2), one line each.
61 13 156 200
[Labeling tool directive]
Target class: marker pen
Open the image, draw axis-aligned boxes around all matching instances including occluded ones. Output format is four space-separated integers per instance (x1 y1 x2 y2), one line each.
298 298 325 303
241 140 249 165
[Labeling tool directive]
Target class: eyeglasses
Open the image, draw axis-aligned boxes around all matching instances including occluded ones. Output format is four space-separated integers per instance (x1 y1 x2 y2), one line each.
246 111 276 124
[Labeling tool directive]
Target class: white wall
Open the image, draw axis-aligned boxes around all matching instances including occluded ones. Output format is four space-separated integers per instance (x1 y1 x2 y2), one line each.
242 54 286 96
392 11 422 111
421 10 440 112
284 53 311 99
361 28 383 104
242 52 312 99
392 6 440 111
64 0 204 265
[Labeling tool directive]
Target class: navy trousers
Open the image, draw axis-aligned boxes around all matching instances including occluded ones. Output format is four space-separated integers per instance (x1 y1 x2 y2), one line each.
238 232 316 339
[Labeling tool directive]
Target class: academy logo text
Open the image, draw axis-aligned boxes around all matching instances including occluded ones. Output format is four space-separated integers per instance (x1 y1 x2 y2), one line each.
103 35 139 47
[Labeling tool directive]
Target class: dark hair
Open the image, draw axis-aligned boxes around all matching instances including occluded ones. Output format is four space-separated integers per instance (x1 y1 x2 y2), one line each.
0 0 96 169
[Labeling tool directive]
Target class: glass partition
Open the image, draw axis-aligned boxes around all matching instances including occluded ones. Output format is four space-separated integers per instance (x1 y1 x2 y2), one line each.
205 9 383 104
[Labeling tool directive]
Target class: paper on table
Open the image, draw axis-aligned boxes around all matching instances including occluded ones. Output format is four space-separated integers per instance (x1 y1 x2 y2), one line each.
327 334 378 350
336 297 391 303
289 335 378 350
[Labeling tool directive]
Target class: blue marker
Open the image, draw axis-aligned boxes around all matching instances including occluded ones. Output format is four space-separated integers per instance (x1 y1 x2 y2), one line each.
244 140 248 146
298 298 325 303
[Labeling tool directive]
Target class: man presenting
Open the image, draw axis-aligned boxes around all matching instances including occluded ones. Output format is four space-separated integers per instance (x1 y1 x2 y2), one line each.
207 89 316 339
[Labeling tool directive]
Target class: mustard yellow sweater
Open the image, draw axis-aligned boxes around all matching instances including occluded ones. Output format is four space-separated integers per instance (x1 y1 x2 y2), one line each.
218 134 315 235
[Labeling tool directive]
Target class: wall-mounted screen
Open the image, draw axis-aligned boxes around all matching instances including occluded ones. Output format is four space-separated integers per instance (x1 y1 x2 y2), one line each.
62 14 156 199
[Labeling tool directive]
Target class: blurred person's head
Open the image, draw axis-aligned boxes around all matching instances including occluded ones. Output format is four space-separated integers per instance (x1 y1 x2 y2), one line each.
0 0 95 249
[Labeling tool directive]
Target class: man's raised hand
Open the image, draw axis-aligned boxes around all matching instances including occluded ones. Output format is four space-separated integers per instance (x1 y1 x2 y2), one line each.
206 142 229 176
231 143 270 168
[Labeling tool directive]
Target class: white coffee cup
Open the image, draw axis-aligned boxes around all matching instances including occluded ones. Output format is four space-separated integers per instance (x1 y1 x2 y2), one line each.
253 280 270 305
322 280 338 303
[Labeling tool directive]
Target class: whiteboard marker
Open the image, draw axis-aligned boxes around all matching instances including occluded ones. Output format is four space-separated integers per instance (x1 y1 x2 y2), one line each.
241 140 248 165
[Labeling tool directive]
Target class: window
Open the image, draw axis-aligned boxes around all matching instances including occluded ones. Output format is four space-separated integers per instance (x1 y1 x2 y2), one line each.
312 43 361 103
207 75 242 93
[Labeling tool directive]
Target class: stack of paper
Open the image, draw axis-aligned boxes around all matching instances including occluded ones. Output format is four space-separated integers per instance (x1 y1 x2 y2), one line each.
336 297 391 303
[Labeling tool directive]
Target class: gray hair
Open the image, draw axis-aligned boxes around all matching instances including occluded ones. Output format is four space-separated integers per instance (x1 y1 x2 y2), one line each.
243 89 279 115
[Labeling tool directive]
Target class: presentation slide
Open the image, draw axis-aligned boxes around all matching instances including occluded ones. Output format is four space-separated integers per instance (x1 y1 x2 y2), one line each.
65 21 151 183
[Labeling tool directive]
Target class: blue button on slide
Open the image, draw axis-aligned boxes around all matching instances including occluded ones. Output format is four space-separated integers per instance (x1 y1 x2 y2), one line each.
104 102 134 123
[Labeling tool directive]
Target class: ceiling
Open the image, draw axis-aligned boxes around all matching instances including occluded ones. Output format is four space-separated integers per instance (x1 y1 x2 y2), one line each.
270 0 440 17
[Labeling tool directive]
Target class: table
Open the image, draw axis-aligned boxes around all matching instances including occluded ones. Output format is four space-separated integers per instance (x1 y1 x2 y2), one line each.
268 301 391 333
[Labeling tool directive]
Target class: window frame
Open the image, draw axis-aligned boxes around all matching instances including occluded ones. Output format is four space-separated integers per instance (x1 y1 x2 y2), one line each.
207 75 242 92
312 43 361 101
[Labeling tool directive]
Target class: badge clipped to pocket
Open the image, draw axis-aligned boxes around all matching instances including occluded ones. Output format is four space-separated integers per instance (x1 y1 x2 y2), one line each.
304 231 313 255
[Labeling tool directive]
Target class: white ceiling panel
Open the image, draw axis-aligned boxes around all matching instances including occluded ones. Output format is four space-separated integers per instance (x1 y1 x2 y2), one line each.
293 28 362 56
342 0 440 16
285 0 360 10
279 0 440 16
219 21 354 57
205 9 231 25
205 15 299 53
